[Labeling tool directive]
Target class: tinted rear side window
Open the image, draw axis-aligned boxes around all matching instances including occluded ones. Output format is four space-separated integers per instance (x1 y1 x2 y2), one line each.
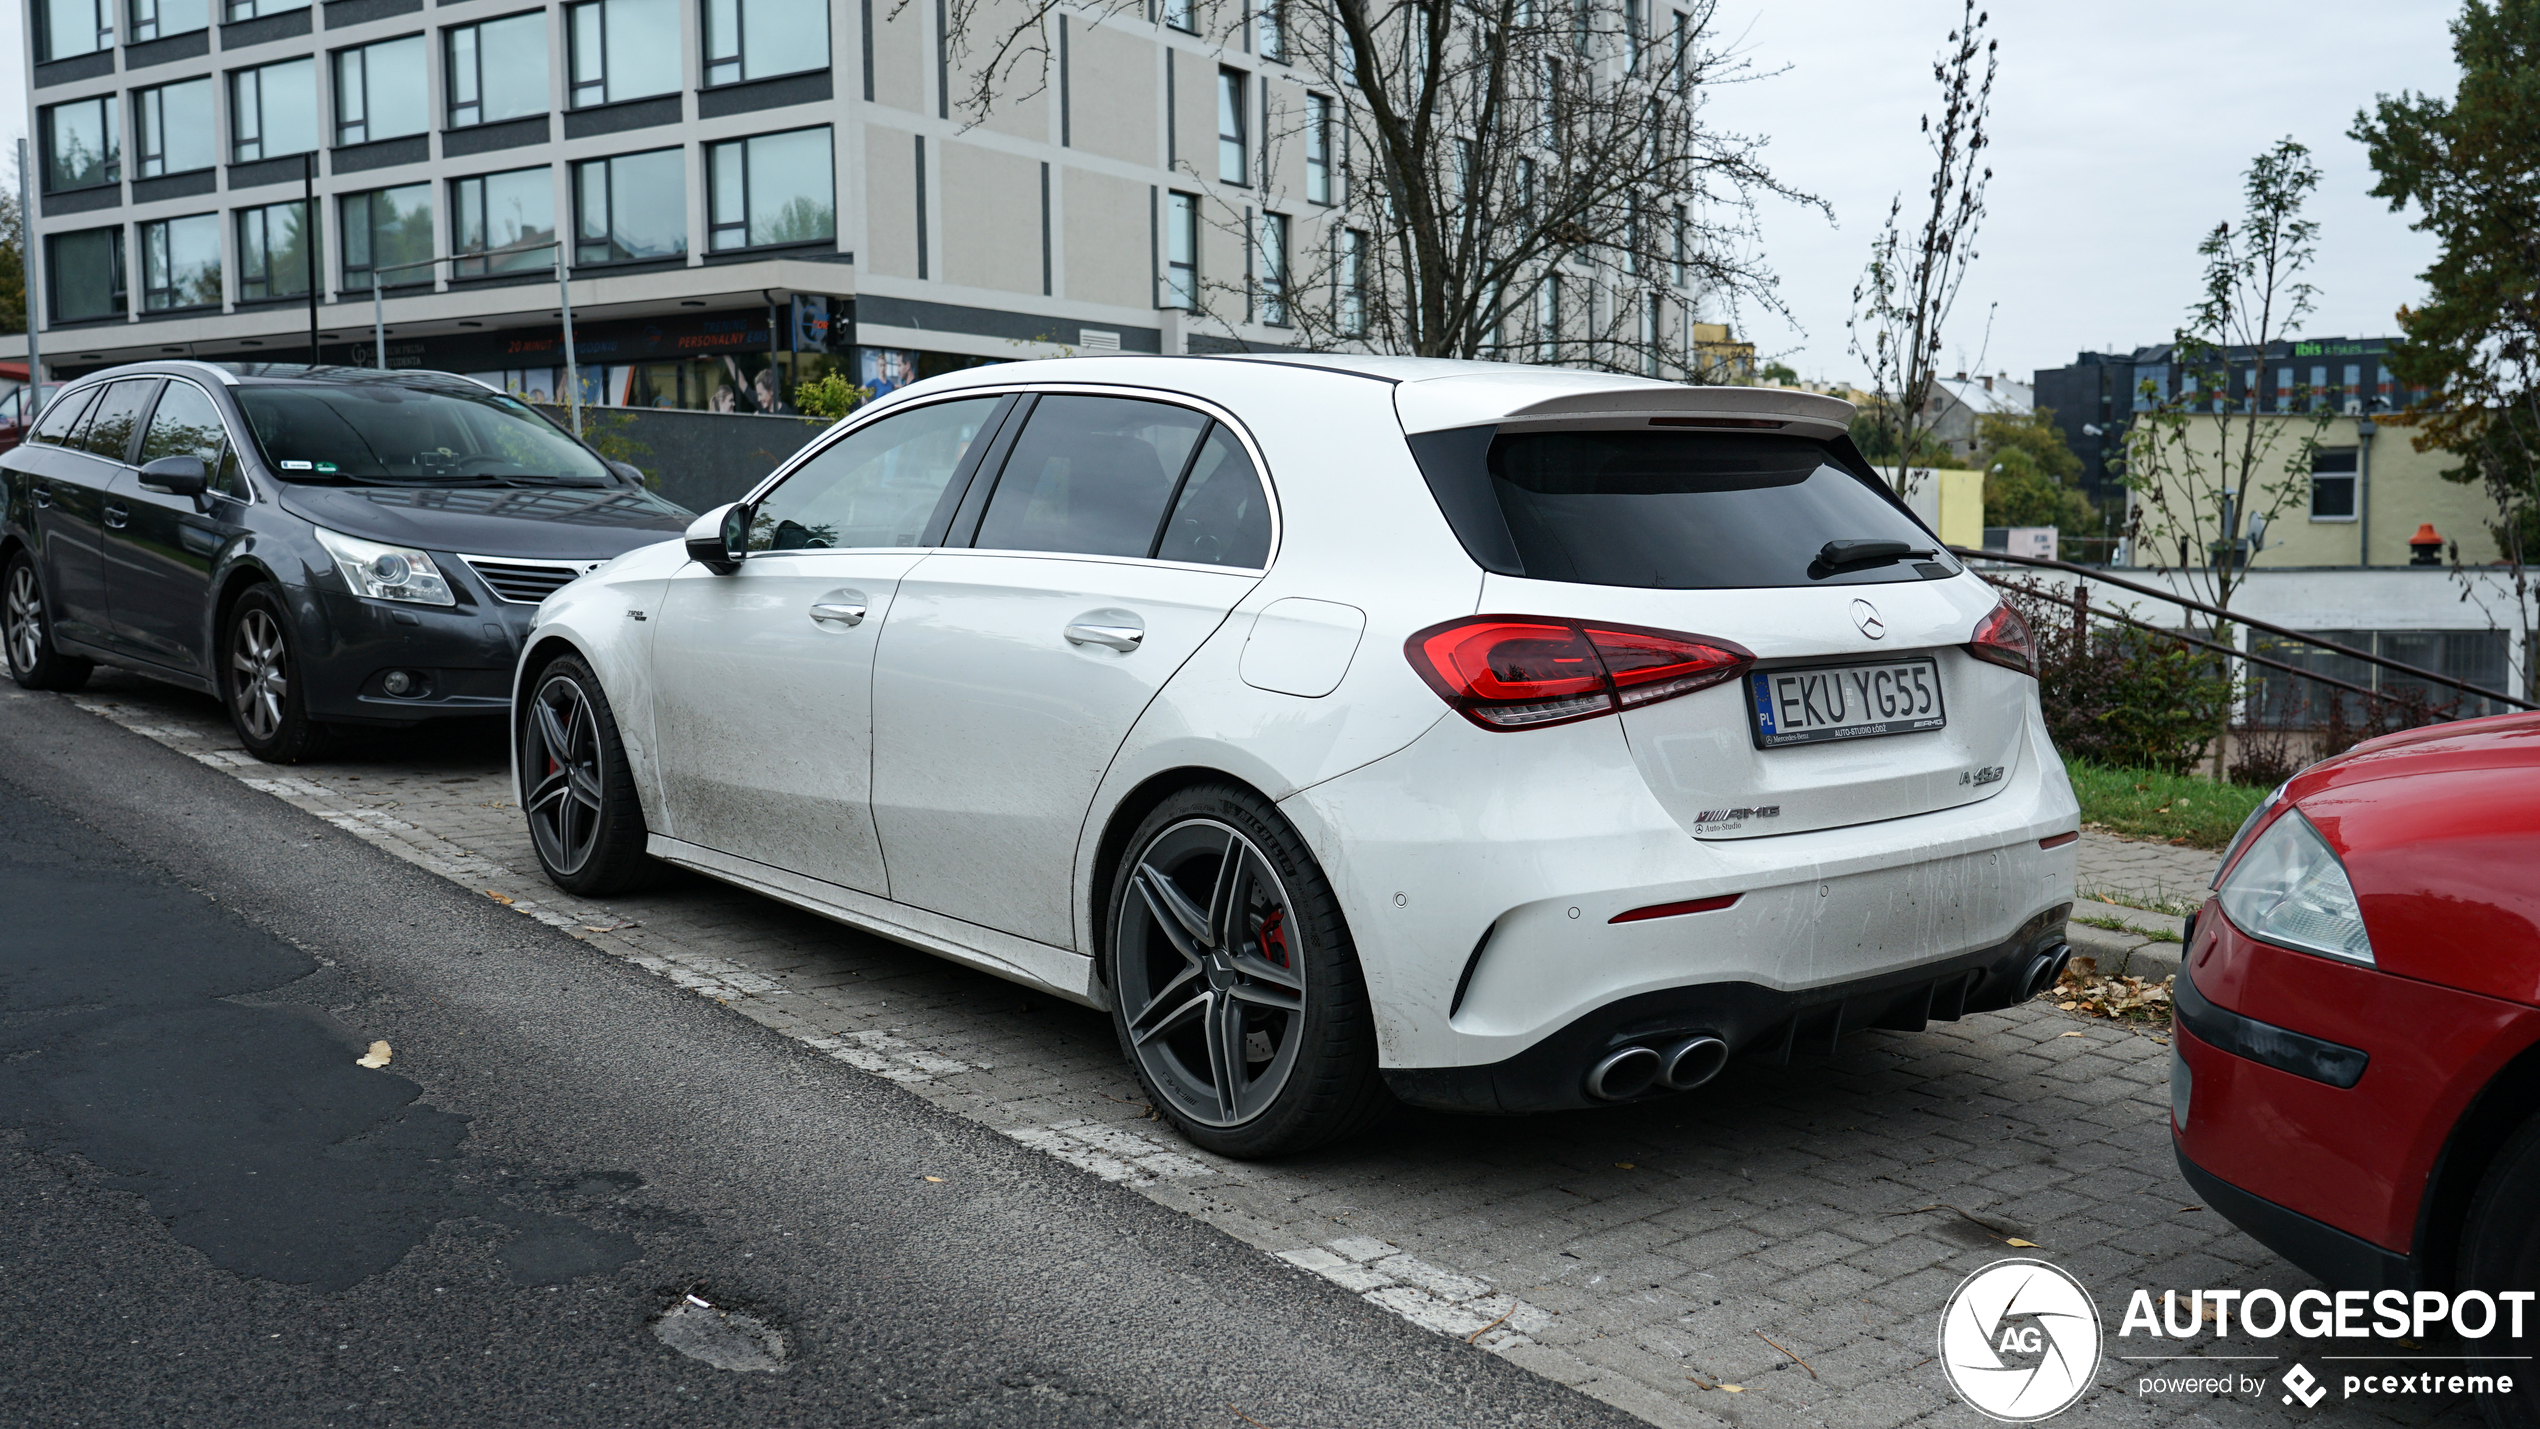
974 395 1210 559
78 381 164 464
28 386 100 446
1408 427 1955 589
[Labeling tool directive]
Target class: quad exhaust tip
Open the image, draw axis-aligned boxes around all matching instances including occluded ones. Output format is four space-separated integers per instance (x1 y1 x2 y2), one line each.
2021 942 2074 1001
1586 1034 1730 1101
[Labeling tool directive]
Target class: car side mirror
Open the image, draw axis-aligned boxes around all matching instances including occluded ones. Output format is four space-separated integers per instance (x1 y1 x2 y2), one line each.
138 455 209 498
685 501 748 573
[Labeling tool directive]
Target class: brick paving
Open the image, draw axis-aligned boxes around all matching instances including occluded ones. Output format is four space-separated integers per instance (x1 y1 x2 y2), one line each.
43 671 2479 1429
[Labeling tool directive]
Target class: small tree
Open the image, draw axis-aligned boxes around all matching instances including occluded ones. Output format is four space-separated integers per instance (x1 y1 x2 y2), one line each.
1977 409 2093 533
1846 0 1995 496
2352 0 2540 702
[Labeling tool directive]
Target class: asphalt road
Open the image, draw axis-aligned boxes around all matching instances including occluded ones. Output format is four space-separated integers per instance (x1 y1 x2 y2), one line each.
0 687 1632 1429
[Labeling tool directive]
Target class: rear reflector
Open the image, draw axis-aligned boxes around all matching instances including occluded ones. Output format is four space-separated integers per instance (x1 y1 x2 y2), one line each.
2039 831 2079 850
1610 893 1742 924
1405 616 1755 731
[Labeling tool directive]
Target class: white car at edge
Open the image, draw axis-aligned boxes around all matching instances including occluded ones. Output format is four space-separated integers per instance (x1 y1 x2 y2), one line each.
513 355 2081 1157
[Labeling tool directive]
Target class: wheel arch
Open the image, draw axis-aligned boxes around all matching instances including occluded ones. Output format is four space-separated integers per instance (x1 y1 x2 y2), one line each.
1083 765 1283 988
2415 1030 2540 1291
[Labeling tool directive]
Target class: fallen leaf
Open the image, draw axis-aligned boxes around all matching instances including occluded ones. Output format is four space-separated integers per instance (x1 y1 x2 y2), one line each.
1722 1385 1744 1393
355 1041 392 1068
2058 1031 2086 1037
923 1176 946 1183
2178 1205 2203 1213
2005 1238 2039 1248
484 890 514 905
1615 1162 1635 1170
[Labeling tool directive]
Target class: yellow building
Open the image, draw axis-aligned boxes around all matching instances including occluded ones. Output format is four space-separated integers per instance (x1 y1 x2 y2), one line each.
2125 412 2506 568
1691 323 1756 385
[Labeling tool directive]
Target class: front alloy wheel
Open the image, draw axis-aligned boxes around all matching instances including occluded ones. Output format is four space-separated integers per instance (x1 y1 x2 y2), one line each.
516 654 656 896
221 585 328 762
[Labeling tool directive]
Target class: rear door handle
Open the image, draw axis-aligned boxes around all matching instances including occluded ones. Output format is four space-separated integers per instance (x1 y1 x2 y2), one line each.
31 487 51 508
1064 615 1145 653
809 588 869 627
103 505 129 529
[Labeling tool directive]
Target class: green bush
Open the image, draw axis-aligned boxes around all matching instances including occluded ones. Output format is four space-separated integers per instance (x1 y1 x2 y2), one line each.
793 372 871 422
1996 578 2236 775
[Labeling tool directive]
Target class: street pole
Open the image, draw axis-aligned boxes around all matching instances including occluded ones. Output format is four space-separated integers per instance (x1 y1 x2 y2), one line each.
303 153 321 367
372 273 387 370
556 249 581 438
16 139 41 417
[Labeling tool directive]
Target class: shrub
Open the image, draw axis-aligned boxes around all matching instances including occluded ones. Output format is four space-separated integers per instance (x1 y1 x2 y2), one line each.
793 372 871 422
1994 576 2236 775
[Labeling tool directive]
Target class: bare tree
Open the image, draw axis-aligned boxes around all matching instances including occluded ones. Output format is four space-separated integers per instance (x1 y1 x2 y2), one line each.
1846 0 1994 494
935 0 1819 374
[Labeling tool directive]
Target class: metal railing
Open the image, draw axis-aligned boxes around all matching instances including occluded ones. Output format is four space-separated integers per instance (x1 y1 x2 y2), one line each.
1951 547 2536 716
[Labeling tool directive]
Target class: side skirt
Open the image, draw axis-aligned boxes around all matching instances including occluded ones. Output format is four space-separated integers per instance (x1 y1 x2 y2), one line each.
647 834 1106 1009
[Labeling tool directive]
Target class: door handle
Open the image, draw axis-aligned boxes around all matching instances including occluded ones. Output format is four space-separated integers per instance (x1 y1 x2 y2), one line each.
809 601 867 627
1064 618 1145 652
31 486 51 508
103 505 129 529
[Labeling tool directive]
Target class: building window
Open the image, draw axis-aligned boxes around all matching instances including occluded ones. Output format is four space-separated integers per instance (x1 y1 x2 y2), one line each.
1165 191 1198 309
452 167 556 276
1258 212 1289 325
447 13 550 129
707 127 834 251
1218 69 1247 185
1257 0 1285 59
1536 273 1560 363
128 0 207 43
335 36 428 147
1623 0 1642 67
1539 58 1559 149
575 148 687 263
1639 292 1660 376
1669 203 1686 287
703 0 829 87
133 79 216 178
341 184 434 289
40 0 113 61
1304 93 1333 205
225 0 308 20
41 97 119 193
1339 227 1366 337
1671 9 1686 83
50 228 126 322
140 213 222 311
1162 0 1193 32
235 199 317 300
2310 447 2358 521
2274 364 2295 413
231 58 319 163
2249 629 2514 725
570 0 681 106
1623 198 1641 276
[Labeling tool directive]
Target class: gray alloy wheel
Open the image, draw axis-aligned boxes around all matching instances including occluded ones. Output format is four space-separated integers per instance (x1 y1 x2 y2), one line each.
3 552 93 692
1114 818 1311 1128
229 605 290 743
522 666 607 878
4 561 43 675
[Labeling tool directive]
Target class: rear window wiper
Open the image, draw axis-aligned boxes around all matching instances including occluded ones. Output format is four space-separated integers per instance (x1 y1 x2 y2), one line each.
1816 538 1934 572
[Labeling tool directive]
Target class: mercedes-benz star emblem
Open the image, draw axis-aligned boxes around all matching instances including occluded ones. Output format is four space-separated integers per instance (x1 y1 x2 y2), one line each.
1851 598 1887 640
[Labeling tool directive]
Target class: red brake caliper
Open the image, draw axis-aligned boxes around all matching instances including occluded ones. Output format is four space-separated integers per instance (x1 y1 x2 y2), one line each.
1257 908 1289 969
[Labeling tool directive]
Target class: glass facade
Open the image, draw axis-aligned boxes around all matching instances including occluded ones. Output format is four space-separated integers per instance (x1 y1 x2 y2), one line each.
231 58 320 163
342 185 436 288
141 213 223 311
42 97 119 192
128 0 207 42
453 167 558 276
706 127 833 251
702 0 828 86
575 149 688 264
236 199 318 300
571 0 681 106
134 78 216 178
41 0 113 61
336 36 429 146
447 13 551 128
49 228 127 322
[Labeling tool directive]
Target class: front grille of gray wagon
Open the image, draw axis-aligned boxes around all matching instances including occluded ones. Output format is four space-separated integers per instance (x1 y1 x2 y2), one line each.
460 557 600 604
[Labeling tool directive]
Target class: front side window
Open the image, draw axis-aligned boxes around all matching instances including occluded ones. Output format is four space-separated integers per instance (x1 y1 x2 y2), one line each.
40 0 113 60
1165 191 1198 309
225 0 309 19
141 381 248 498
570 0 680 106
975 395 1213 559
702 0 828 87
574 148 687 264
128 0 207 43
231 58 319 163
2311 447 2358 520
447 13 551 128
233 382 616 485
706 127 833 252
236 200 318 300
141 213 222 311
133 79 216 177
48 228 126 322
1258 211 1289 326
749 396 1001 551
341 184 434 288
1305 94 1333 204
1217 69 1247 185
336 36 428 146
452 166 557 277
42 97 119 192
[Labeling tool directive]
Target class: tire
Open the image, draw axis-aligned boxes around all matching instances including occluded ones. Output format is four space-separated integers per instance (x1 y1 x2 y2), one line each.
3 550 94 692
2465 1114 2540 1429
1104 784 1390 1159
221 584 332 763
518 652 657 897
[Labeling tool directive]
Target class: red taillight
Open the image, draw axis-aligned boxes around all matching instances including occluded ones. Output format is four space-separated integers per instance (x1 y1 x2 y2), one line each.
1405 616 1755 730
1967 601 2037 676
1610 893 1742 924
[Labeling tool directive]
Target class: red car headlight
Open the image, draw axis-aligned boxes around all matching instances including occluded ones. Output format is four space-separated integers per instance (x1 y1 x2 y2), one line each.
2213 809 2374 966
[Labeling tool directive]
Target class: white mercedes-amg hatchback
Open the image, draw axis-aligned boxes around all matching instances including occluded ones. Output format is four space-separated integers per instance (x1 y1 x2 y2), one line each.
515 356 2080 1156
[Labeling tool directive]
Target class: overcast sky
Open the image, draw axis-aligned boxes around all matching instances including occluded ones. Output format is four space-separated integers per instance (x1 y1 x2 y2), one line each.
4 0 2463 383
1702 0 2462 388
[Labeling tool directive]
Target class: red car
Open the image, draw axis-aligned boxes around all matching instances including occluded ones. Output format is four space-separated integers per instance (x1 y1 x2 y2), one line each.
2176 712 2540 1418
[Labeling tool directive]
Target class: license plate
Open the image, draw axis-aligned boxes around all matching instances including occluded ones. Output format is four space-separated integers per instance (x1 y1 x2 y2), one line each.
1748 658 1946 748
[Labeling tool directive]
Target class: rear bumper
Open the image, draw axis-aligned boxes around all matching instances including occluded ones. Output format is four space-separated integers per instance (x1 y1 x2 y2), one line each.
1384 909 2070 1113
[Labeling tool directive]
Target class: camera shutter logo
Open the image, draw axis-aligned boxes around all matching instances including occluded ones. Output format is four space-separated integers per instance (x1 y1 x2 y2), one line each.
1938 1258 2102 1421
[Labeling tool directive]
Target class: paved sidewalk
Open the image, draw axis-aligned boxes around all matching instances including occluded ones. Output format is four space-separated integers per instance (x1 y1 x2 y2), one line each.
40 674 2473 1429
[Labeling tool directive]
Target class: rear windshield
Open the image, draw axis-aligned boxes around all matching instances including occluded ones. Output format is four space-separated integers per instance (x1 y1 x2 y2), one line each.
234 383 614 487
1407 427 1958 589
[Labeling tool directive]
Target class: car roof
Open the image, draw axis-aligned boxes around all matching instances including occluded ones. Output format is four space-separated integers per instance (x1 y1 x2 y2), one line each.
55 360 495 395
